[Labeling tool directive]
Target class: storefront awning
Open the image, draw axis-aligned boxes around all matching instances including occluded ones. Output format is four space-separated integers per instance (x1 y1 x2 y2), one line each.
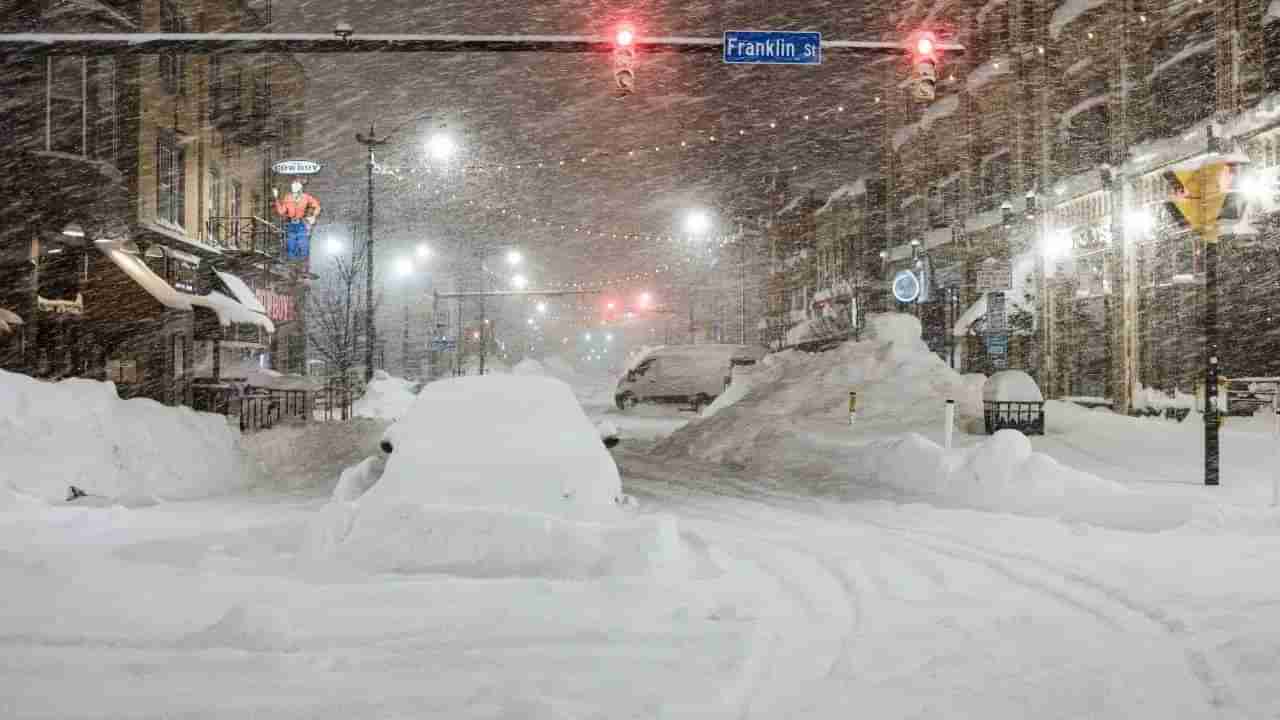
98 245 193 311
215 271 268 314
0 307 23 334
188 291 275 333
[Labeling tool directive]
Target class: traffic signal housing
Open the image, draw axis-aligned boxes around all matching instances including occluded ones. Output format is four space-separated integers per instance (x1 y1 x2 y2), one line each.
613 25 637 96
910 32 940 102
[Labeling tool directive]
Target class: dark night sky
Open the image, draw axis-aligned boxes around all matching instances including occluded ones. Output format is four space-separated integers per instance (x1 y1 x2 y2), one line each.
278 0 901 287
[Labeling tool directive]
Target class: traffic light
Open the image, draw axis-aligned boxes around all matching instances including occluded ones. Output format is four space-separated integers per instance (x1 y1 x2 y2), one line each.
910 32 939 102
613 25 637 96
1001 200 1014 229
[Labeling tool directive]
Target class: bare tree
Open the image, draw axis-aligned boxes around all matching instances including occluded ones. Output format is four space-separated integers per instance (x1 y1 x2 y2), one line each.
306 231 381 385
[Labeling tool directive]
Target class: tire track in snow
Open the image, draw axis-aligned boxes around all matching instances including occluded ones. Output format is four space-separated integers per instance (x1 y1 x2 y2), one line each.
863 520 1241 714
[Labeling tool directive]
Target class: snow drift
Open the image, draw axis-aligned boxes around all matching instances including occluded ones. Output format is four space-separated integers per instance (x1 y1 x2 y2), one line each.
352 370 417 421
658 313 988 470
656 314 1182 528
306 375 684 578
0 370 258 501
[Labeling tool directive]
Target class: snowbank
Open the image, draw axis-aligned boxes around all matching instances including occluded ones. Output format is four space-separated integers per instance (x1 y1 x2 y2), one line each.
657 314 988 470
241 417 389 491
984 370 1044 402
0 370 258 501
307 375 684 578
353 370 417 420
512 358 546 375
868 430 1168 528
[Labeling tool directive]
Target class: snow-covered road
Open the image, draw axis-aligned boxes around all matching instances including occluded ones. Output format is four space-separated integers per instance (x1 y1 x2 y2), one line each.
3 443 1276 718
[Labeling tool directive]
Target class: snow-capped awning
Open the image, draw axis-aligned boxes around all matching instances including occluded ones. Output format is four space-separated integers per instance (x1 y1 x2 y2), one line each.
0 307 24 334
953 293 988 337
215 271 267 314
188 291 275 333
98 245 192 311
42 0 138 30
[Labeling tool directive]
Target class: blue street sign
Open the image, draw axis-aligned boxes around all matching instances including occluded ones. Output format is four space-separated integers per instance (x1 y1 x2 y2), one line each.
723 31 822 65
430 339 457 352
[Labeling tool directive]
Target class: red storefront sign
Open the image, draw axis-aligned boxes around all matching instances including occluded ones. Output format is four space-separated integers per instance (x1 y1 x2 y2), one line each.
255 288 296 323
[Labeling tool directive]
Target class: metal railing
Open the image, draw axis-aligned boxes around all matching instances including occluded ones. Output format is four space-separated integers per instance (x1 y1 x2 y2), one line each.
191 382 353 432
205 215 282 257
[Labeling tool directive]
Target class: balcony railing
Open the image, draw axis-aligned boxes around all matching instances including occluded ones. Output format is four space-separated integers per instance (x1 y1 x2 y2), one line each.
205 216 282 257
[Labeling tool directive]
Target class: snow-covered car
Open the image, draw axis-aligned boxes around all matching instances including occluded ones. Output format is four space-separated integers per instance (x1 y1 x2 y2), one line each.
615 344 766 411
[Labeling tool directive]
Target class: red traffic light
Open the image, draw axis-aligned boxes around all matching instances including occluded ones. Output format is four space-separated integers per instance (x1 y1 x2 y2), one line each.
615 26 635 47
606 301 617 311
916 33 936 57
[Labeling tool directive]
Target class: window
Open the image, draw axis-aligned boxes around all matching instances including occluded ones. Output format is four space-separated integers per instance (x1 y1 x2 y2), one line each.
157 130 186 227
159 0 186 96
230 180 243 218
168 257 197 293
172 335 186 379
47 56 85 155
209 164 224 239
108 357 138 384
92 57 118 164
980 152 1011 211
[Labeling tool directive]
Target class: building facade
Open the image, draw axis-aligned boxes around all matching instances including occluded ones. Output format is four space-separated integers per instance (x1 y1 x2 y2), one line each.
0 0 308 407
763 0 1277 416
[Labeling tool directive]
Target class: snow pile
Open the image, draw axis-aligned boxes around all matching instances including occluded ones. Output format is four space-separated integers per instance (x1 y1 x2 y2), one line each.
1133 384 1195 411
306 375 684 578
352 370 417 420
511 358 546 375
868 430 1166 528
984 370 1044 402
0 370 258 501
242 418 389 491
657 314 987 471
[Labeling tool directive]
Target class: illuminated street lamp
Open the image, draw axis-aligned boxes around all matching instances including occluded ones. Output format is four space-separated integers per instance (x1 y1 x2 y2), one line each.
506 249 522 266
326 236 344 255
426 133 456 162
685 209 712 236
416 243 431 260
536 301 548 314
511 274 528 289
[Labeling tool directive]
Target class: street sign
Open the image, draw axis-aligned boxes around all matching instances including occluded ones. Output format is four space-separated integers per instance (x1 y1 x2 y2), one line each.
272 159 322 175
430 339 457 352
976 258 1012 291
986 291 1008 333
723 31 822 65
892 270 921 303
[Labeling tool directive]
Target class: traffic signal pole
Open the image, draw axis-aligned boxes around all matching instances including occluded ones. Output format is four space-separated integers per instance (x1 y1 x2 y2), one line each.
0 32 966 56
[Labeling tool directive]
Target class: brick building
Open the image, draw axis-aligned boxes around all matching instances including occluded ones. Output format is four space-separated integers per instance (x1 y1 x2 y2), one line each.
0 0 309 407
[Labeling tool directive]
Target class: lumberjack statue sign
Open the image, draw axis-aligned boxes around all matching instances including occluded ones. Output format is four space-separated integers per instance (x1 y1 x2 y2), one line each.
271 164 322 261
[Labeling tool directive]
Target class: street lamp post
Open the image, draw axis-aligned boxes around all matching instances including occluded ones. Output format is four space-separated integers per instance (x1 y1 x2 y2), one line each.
355 123 390 383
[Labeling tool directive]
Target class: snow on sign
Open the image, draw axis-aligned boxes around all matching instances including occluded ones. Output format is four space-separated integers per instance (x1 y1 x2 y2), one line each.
976 259 1012 291
723 31 821 65
271 159 321 175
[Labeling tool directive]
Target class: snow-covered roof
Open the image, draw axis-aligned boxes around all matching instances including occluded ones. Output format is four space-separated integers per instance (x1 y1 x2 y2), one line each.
779 194 805 216
215 271 267 315
98 245 193 311
42 0 137 30
188 291 276 333
1150 39 1215 80
0 307 23 334
1049 0 1108 39
966 56 1013 92
1064 58 1092 76
817 179 867 215
953 293 988 337
1270 0 1280 21
1060 94 1110 130
893 94 961 151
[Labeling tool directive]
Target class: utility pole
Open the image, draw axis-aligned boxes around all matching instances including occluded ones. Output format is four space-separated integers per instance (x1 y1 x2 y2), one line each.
355 123 388 383
1204 128 1222 487
739 221 748 345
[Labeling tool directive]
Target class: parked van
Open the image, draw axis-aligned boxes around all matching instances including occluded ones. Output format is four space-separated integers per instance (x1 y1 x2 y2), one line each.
615 344 766 411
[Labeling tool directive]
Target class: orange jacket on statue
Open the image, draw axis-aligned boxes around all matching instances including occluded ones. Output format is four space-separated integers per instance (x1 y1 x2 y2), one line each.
274 192 321 222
